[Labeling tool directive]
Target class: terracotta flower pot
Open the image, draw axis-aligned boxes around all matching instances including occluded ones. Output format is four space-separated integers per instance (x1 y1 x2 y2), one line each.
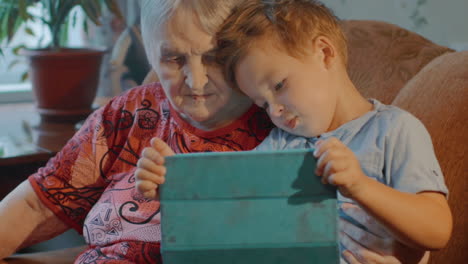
24 48 106 123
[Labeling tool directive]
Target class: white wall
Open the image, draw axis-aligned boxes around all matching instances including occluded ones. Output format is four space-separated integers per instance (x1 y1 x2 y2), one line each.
325 0 468 50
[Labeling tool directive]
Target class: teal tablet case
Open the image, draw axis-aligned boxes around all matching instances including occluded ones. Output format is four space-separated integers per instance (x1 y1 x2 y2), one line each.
160 149 339 263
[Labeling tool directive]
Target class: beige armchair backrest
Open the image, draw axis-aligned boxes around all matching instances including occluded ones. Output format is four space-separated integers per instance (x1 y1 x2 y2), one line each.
392 51 468 264
344 20 467 264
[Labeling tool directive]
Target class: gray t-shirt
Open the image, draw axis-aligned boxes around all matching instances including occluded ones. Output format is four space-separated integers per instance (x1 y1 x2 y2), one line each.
255 99 448 262
255 99 448 199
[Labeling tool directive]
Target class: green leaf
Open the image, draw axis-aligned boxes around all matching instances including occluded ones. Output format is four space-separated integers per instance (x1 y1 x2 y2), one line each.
104 0 123 20
59 16 69 46
0 3 13 41
18 0 28 20
7 59 22 70
21 71 29 82
83 17 89 35
12 44 26 55
48 0 56 20
89 0 103 18
79 0 101 26
24 27 35 36
6 10 19 41
71 9 78 27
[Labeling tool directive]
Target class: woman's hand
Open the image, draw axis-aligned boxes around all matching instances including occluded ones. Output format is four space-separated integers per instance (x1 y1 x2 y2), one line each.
135 137 175 199
340 203 429 264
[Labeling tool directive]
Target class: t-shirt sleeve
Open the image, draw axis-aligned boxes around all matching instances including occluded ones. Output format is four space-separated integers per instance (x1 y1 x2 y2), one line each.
254 128 312 151
28 101 122 233
384 111 448 196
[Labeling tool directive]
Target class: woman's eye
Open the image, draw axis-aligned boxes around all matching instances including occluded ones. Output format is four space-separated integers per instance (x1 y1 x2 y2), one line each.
274 80 285 91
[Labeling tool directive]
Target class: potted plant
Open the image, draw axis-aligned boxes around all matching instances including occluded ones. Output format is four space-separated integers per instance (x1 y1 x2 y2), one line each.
0 0 123 123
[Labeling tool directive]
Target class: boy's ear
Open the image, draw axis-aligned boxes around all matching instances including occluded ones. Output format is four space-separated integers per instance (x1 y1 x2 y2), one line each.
313 36 336 69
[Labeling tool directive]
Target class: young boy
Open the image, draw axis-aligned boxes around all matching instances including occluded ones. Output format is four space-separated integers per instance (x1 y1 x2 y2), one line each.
216 0 452 258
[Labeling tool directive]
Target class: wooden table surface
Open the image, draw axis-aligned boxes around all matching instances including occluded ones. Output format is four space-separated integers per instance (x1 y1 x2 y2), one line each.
0 103 79 164
0 103 79 198
1 246 86 264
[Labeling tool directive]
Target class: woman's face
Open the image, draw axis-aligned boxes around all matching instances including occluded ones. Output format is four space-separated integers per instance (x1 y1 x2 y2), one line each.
150 13 251 130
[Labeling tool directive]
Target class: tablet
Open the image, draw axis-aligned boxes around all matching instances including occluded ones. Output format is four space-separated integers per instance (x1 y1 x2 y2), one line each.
160 149 339 264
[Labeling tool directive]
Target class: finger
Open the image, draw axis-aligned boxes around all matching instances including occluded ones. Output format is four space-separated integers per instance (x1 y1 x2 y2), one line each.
321 159 333 184
342 250 361 264
151 137 175 157
340 218 392 256
135 178 158 194
320 160 350 186
316 148 335 176
315 143 347 176
137 158 167 176
341 203 390 238
327 171 349 186
141 147 165 165
313 138 338 158
323 159 348 182
341 231 386 264
142 189 157 200
135 168 165 185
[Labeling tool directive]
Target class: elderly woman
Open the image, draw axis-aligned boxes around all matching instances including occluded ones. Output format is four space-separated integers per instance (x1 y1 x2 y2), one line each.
0 0 427 263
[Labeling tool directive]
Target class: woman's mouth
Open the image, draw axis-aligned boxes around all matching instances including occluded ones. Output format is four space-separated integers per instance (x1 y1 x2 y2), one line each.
187 94 213 101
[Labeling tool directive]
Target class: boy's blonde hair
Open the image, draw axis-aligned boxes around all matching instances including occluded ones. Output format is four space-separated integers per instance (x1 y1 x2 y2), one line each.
217 0 348 87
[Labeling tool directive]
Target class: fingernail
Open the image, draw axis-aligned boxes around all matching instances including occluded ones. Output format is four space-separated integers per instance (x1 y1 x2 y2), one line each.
341 203 355 210
342 250 352 258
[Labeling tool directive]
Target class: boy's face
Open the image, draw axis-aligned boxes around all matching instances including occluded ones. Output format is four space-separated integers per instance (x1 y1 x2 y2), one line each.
235 42 338 137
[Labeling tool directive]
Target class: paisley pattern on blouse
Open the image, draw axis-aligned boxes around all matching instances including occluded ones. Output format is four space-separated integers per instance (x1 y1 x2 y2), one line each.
29 83 273 263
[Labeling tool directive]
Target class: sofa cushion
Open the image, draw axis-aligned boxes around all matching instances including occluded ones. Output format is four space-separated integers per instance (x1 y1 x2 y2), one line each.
392 51 468 264
343 20 453 104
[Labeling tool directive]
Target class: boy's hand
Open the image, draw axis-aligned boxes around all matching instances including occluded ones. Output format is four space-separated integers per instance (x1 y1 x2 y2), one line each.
135 137 175 199
340 203 429 264
313 137 370 198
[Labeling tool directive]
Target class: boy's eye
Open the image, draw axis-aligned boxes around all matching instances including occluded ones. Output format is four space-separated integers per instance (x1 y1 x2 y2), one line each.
262 102 269 110
202 53 217 65
274 80 285 91
163 56 185 65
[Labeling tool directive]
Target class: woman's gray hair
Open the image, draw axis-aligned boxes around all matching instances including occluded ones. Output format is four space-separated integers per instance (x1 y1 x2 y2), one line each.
141 0 245 68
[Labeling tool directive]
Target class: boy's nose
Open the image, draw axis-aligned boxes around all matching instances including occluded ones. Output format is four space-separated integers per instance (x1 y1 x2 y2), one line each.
269 104 284 118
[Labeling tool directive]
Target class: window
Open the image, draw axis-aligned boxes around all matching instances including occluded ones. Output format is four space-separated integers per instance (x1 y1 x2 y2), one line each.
0 5 85 104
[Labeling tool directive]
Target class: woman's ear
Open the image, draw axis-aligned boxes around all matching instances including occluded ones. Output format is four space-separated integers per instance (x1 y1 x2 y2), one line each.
313 36 337 69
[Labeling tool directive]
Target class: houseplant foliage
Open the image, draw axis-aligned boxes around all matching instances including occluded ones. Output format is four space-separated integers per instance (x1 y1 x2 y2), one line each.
0 0 123 52
0 0 123 123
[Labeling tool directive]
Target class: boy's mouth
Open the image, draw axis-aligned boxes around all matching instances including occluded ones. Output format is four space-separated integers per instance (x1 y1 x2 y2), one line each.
285 117 298 129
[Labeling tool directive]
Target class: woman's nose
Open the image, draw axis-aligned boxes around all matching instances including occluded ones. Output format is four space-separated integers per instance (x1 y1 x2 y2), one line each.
185 60 208 90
